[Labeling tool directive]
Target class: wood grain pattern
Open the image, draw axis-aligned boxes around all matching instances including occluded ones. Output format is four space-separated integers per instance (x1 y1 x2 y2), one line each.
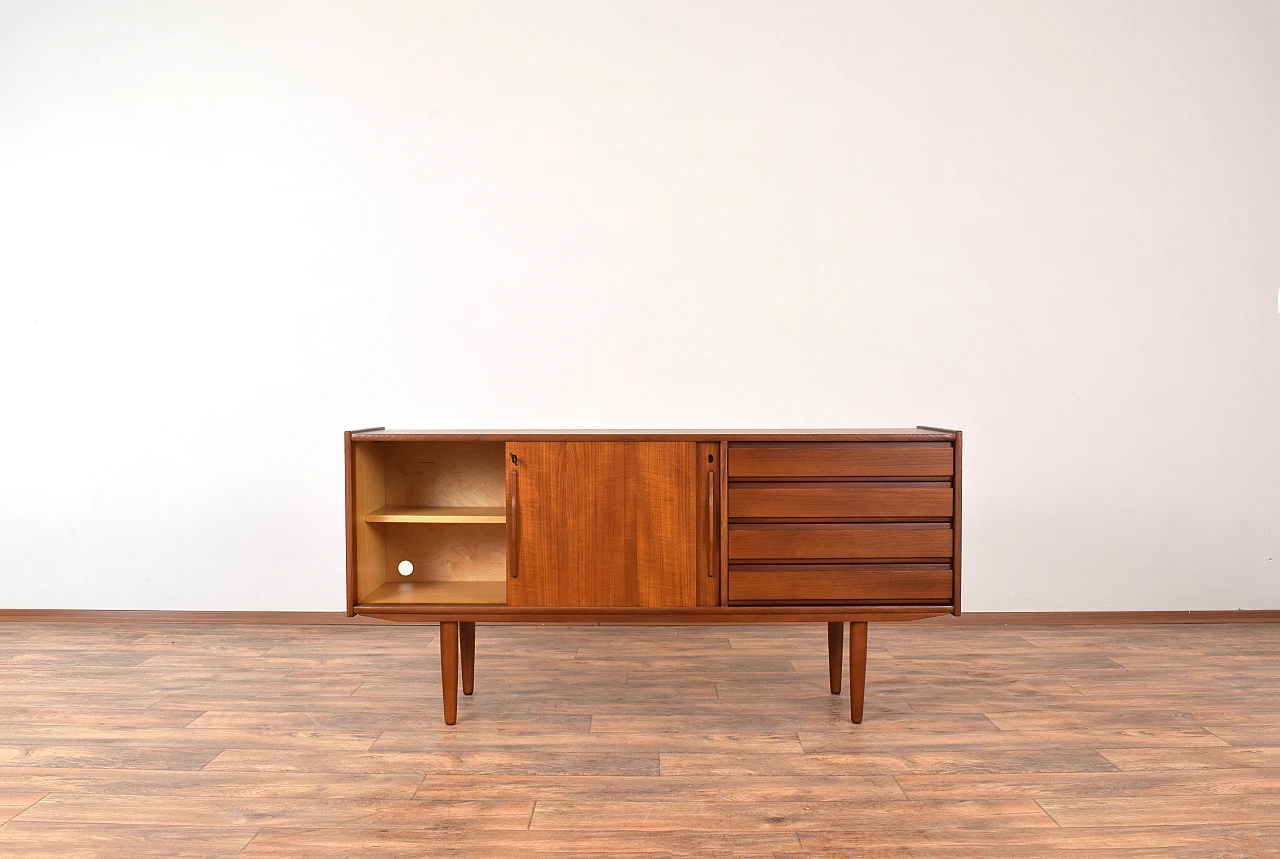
827 621 842 694
729 564 954 605
952 428 963 615
506 441 699 608
850 620 868 724
728 481 954 521
364 506 505 523
697 442 721 607
728 442 955 479
354 428 958 442
460 622 475 696
359 581 506 606
439 621 458 725
381 523 506 583
382 441 505 508
2 620 1276 855
729 523 954 562
3 609 1277 624
349 441 386 604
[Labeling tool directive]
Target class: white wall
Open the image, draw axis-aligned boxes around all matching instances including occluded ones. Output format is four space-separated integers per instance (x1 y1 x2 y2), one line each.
1 0 1277 612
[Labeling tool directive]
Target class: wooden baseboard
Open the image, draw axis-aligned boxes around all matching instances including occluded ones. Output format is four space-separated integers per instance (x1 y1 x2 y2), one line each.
931 610 1280 625
0 610 372 624
0 609 1277 625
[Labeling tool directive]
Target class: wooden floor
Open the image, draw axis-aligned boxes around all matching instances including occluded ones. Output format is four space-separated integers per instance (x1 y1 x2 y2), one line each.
0 622 1278 857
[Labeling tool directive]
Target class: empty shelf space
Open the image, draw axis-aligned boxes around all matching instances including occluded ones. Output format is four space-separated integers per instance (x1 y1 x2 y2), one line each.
360 581 507 605
365 506 506 524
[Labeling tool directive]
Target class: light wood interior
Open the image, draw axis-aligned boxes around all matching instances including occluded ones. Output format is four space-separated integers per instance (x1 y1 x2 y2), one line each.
351 442 386 604
366 506 505 523
384 523 507 582
384 442 506 507
360 580 507 605
350 441 506 605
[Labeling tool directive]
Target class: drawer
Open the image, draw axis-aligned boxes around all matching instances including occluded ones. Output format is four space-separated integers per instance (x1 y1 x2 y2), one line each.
729 523 954 562
728 482 953 521
728 442 953 479
729 564 954 605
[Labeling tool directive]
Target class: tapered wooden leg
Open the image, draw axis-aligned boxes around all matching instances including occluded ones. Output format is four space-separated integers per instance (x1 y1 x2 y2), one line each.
439 622 459 725
460 622 475 696
849 621 867 724
827 622 843 694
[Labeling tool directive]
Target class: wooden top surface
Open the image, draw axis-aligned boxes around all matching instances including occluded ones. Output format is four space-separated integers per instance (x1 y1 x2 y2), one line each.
349 428 958 442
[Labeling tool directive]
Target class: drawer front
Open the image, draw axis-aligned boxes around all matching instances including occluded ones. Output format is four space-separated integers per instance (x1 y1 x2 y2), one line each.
729 564 953 605
728 523 954 562
728 482 953 521
728 442 953 480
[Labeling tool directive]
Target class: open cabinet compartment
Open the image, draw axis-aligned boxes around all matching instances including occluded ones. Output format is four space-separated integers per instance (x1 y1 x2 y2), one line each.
351 441 507 605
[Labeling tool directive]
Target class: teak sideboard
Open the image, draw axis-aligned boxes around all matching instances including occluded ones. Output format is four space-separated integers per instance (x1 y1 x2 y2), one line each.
345 428 962 724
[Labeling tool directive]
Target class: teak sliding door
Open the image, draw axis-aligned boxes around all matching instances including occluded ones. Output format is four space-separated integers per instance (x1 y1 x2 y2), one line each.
505 441 706 607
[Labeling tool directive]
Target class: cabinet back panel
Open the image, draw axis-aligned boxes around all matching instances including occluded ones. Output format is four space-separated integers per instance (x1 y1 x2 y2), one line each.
384 523 506 583
384 442 505 507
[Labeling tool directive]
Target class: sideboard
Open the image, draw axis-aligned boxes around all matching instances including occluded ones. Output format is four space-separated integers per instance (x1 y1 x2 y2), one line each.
345 428 962 724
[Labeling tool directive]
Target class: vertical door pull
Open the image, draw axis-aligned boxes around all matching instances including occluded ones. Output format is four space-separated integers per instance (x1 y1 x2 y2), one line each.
509 468 519 579
707 470 716 577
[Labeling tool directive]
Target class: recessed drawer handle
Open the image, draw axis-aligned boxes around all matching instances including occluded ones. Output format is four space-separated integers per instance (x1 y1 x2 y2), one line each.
708 470 716 578
509 468 519 579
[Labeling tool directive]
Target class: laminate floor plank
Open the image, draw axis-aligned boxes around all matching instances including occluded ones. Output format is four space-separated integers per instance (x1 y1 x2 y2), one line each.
0 769 423 799
0 620 1276 856
0 822 258 859
238 827 803 857
205 748 662 776
408 774 908 802
16 794 534 830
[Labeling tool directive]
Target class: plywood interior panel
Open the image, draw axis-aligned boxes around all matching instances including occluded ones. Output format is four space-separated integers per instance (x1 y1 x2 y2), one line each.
351 442 386 603
384 523 506 583
361 580 506 605
384 442 505 508
366 506 506 523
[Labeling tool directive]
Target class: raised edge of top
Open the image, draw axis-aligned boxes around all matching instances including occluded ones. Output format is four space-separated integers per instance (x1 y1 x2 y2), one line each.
348 427 958 442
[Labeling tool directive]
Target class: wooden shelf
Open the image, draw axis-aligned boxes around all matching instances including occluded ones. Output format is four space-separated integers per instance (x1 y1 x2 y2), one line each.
361 581 507 606
365 506 506 524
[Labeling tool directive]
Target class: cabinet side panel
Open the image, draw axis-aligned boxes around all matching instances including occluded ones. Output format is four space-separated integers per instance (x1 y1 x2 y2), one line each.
351 442 387 603
720 441 730 606
953 432 962 616
345 432 355 615
636 442 699 607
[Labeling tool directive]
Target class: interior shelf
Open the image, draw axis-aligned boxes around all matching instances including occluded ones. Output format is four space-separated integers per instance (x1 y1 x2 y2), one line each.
365 506 506 524
360 581 507 605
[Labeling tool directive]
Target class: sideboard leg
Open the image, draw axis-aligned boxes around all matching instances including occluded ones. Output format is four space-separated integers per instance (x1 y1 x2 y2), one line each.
849 621 868 724
439 622 459 725
460 622 475 696
827 622 843 694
